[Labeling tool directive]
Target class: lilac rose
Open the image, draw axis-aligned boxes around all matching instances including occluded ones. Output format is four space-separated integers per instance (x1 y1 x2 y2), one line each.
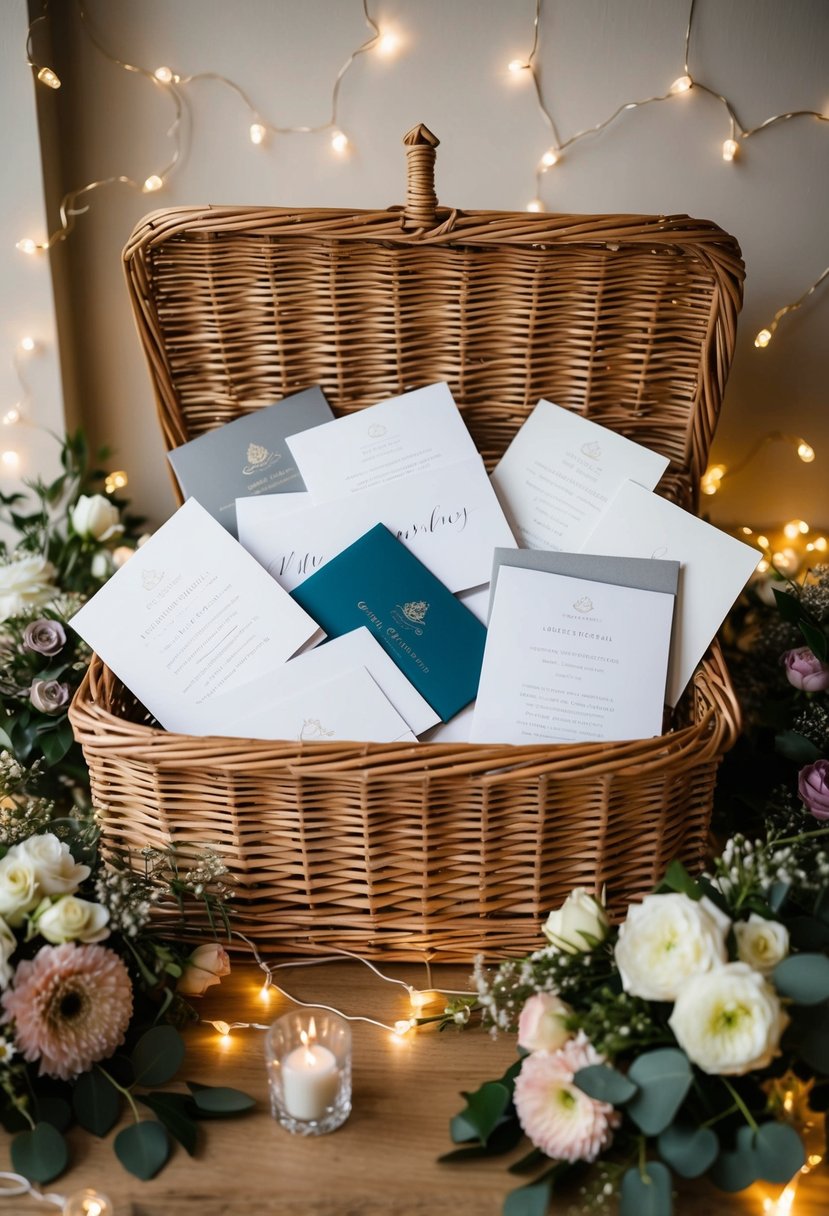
22 618 66 657
29 678 71 715
798 759 829 821
783 647 829 693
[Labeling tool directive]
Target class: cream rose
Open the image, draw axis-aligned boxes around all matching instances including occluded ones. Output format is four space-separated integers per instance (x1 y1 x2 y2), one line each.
614 893 730 1001
543 889 609 954
518 992 573 1053
9 833 90 896
734 914 789 975
668 962 789 1075
177 942 231 996
71 494 123 542
0 915 16 987
0 555 59 623
0 854 41 926
35 896 110 944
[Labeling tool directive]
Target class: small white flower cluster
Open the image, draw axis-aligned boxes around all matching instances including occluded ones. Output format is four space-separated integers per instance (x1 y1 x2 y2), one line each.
94 868 154 939
710 833 829 900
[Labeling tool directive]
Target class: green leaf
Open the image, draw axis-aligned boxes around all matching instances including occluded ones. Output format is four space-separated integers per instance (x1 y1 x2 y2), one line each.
657 1124 719 1179
773 588 803 624
73 1069 121 1137
619 1162 673 1216
449 1111 479 1144
754 1122 805 1183
773 954 829 1005
507 1147 545 1175
130 1025 185 1087
775 730 822 764
503 1179 553 1216
709 1125 758 1192
660 860 701 900
11 1122 69 1184
800 621 828 661
38 720 74 766
574 1063 638 1105
139 1093 199 1156
452 1081 511 1145
625 1049 692 1136
114 1120 170 1180
0 724 13 751
188 1085 255 1115
768 881 791 915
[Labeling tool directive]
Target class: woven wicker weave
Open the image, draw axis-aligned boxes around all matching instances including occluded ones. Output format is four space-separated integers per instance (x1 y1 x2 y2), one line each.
70 125 744 960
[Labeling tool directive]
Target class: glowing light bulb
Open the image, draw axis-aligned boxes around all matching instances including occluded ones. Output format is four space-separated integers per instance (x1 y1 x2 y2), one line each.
104 470 128 494
393 1019 412 1036
670 74 692 93
2 408 20 426
540 148 560 168
37 66 61 89
259 982 272 1002
143 175 163 193
756 558 770 573
331 130 348 154
763 1182 798 1216
773 548 799 574
783 519 809 539
527 198 544 213
756 535 770 549
721 138 739 162
62 1188 115 1216
814 537 827 552
376 31 399 56
797 441 815 463
740 526 753 535
508 59 529 74
754 328 772 348
249 122 267 146
19 336 36 353
700 463 726 495
16 238 39 255
1 450 20 468
154 66 174 83
213 1020 231 1037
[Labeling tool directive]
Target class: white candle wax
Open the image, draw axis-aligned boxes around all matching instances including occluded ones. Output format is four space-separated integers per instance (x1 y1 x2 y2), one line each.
281 1042 340 1120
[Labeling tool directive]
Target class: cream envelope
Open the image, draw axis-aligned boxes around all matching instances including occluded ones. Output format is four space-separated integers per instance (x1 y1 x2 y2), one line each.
237 457 516 595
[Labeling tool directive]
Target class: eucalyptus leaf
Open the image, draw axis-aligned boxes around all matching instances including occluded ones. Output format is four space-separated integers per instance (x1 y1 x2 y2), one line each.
507 1147 545 1175
138 1093 199 1156
799 620 828 661
709 1125 758 1192
657 1124 719 1179
574 1063 637 1105
661 860 701 901
772 954 829 1005
113 1120 170 1180
73 1069 121 1137
775 730 822 765
502 1179 553 1216
450 1111 479 1144
754 1122 806 1183
11 1122 69 1185
772 587 803 624
453 1081 511 1145
130 1024 185 1087
619 1162 673 1216
625 1049 692 1136
189 1085 256 1115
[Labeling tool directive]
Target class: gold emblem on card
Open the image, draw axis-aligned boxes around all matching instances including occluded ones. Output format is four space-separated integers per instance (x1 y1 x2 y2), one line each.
573 596 594 613
392 600 429 635
242 442 281 475
141 569 164 591
580 441 601 460
367 424 387 438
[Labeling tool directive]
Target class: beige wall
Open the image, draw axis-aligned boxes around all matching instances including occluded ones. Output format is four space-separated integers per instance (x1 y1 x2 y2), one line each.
38 0 829 530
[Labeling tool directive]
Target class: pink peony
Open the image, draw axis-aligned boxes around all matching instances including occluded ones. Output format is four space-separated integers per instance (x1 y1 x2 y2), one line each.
513 1031 621 1163
783 647 829 693
177 941 231 997
1 942 133 1080
799 759 829 820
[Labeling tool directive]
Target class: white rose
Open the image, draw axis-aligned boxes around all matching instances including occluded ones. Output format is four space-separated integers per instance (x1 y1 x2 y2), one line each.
35 895 110 944
669 962 789 1075
0 915 16 987
0 555 59 623
0 854 41 925
9 833 90 896
614 893 730 1001
91 550 114 579
543 888 609 954
734 914 789 975
71 494 123 542
517 992 573 1053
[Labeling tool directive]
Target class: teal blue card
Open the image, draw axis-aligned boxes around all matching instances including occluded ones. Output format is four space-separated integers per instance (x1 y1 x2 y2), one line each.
291 524 486 722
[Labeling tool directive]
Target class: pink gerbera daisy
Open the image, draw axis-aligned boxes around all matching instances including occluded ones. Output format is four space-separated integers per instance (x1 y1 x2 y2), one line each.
513 1031 621 1163
1 942 133 1080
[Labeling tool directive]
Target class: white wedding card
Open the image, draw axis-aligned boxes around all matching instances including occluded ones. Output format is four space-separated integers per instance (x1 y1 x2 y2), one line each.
186 627 439 737
236 457 516 595
490 400 669 552
579 480 760 705
69 499 324 733
285 382 478 500
470 564 674 746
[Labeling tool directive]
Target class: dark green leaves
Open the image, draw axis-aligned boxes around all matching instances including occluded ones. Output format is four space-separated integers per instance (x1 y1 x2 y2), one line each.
619 1162 673 1216
659 860 702 901
114 1121 170 1180
11 1122 69 1184
800 620 828 661
188 1084 256 1115
450 1081 512 1145
131 1025 185 1087
776 730 822 764
138 1093 199 1156
657 1124 719 1178
503 1179 553 1216
773 587 803 625
574 1063 638 1105
73 1069 121 1136
625 1050 693 1136
773 953 829 1004
709 1122 805 1192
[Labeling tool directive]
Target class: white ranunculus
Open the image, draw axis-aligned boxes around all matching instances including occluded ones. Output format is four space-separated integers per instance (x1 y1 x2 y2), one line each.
0 555 59 623
0 915 16 987
614 893 730 1001
9 833 90 896
734 914 790 975
0 854 41 926
35 895 110 944
668 962 789 1075
543 888 609 954
71 494 123 542
517 992 573 1053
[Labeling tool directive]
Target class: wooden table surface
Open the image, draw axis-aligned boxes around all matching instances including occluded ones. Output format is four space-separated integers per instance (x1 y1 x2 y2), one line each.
6 962 825 1216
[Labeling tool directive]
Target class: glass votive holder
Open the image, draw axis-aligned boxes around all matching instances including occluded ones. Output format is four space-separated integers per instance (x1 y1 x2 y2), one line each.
264 1010 352 1136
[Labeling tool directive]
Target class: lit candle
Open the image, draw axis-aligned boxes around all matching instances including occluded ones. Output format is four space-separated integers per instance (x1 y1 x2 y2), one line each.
281 1018 340 1121
62 1189 114 1216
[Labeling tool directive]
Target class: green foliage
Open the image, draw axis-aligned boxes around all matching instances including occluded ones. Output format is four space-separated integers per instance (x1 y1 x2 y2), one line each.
11 1122 69 1185
657 1124 719 1178
114 1121 170 1180
625 1050 693 1136
772 953 829 1004
73 1069 121 1136
574 1063 638 1105
131 1026 186 1087
619 1161 673 1216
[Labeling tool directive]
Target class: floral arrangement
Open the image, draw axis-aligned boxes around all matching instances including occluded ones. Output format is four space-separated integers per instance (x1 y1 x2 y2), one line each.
0 431 145 806
0 752 252 1186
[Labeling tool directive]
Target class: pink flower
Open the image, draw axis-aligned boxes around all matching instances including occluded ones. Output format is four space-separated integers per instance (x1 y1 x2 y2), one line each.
799 759 829 820
783 647 829 692
177 942 231 996
1 942 132 1080
513 1031 621 1163
518 993 573 1053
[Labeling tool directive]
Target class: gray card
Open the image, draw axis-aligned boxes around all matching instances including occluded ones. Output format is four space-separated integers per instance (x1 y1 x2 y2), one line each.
488 549 680 622
167 387 335 537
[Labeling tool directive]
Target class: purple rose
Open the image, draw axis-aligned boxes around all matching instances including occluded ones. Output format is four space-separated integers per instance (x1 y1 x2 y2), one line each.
22 618 66 657
798 759 829 821
783 647 829 693
29 678 71 715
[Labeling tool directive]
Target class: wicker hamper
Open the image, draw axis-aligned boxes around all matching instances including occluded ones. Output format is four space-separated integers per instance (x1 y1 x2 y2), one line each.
70 125 744 961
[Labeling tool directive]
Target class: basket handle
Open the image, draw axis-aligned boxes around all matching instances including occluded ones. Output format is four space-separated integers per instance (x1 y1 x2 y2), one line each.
402 123 440 229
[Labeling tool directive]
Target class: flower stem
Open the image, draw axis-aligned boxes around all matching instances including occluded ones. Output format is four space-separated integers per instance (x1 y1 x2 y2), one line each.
97 1064 141 1124
701 1102 738 1128
638 1135 649 1181
772 827 829 847
722 1079 758 1132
